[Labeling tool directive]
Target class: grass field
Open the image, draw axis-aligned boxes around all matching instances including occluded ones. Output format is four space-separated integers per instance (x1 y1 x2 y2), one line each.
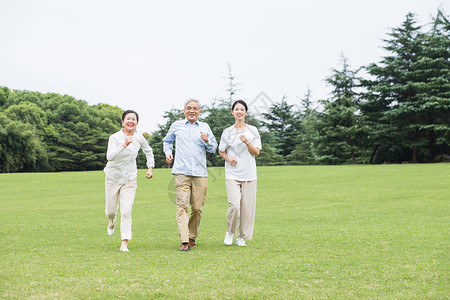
0 164 448 299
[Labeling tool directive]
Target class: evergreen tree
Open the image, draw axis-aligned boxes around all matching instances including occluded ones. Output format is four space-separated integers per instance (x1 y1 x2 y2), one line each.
255 130 285 166
413 10 450 161
202 99 236 166
147 108 185 168
313 56 363 164
287 87 317 164
261 96 301 158
364 13 430 163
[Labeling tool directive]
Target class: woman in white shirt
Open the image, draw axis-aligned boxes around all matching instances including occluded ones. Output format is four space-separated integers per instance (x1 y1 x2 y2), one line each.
104 110 154 252
219 100 262 246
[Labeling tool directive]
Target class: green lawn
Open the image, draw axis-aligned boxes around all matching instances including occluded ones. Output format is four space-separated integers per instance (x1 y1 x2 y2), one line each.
0 164 448 299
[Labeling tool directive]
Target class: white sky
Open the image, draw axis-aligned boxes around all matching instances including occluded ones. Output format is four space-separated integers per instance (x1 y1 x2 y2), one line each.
0 0 447 132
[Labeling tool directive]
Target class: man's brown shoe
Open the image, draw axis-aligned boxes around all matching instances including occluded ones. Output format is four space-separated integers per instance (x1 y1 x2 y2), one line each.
189 239 196 248
180 243 191 251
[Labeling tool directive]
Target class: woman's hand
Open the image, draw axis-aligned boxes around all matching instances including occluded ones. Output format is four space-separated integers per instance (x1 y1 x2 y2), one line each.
228 157 238 166
123 136 133 148
240 135 260 157
146 167 153 179
239 135 248 144
219 150 237 166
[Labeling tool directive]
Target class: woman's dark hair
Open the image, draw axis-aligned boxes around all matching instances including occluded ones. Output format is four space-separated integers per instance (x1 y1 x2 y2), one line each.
122 110 139 122
231 100 248 112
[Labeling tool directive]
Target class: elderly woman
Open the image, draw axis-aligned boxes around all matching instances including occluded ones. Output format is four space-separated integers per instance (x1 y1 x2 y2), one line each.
219 100 262 247
104 110 154 252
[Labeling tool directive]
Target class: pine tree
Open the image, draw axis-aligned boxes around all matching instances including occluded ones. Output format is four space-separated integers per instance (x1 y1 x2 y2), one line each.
287 87 316 164
413 10 450 161
262 96 301 158
313 56 363 164
365 13 425 162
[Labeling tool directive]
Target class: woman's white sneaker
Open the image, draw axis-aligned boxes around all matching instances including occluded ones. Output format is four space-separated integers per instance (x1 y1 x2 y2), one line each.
107 218 116 236
107 225 115 236
236 237 246 247
224 232 234 246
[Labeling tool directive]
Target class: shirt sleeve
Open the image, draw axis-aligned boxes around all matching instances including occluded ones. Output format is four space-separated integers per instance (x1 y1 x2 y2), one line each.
106 133 125 161
202 124 218 153
138 133 155 168
218 129 229 152
162 122 176 157
251 126 262 150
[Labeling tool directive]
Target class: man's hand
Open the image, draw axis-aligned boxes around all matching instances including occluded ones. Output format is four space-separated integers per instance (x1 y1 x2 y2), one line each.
200 131 208 142
166 154 173 165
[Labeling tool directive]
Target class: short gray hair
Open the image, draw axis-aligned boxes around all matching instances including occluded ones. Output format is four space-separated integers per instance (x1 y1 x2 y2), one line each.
184 98 201 109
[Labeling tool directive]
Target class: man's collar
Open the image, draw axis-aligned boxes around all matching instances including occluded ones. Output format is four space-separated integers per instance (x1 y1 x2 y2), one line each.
184 118 199 125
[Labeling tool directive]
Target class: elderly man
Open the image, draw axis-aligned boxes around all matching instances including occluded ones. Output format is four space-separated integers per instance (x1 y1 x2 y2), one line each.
163 98 218 251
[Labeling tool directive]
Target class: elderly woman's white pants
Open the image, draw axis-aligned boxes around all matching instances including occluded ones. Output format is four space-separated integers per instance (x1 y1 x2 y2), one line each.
105 176 137 241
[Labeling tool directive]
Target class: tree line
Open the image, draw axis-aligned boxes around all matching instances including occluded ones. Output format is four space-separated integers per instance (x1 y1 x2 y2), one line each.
0 10 448 173
0 88 124 172
149 10 449 167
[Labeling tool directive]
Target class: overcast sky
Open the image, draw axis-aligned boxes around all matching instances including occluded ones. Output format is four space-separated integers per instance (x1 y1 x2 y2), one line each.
0 0 447 132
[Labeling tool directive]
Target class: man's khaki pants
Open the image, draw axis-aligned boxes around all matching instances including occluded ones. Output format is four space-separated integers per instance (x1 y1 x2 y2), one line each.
105 176 137 241
174 174 208 243
226 179 257 240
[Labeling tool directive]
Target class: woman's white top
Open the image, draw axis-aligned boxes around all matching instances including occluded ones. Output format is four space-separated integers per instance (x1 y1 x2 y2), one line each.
219 124 262 181
104 130 155 184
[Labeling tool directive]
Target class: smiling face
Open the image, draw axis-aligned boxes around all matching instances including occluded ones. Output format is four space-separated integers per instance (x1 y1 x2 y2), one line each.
184 101 201 123
232 103 247 121
122 112 138 133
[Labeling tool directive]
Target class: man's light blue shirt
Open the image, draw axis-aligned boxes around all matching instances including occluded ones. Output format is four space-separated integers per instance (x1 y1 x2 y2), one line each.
163 119 218 177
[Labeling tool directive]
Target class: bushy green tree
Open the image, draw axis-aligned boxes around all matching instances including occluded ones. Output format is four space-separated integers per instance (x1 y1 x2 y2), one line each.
0 114 46 172
0 87 122 172
5 101 48 135
0 87 10 107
